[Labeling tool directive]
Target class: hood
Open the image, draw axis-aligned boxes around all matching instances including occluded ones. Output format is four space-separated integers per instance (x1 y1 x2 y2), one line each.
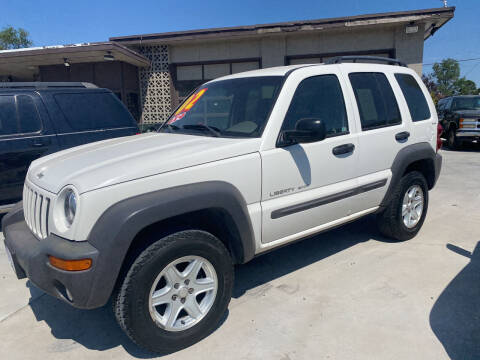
28 133 261 194
453 109 480 117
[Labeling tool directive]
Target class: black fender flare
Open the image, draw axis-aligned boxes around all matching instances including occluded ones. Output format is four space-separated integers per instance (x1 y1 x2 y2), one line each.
379 142 441 208
84 181 256 307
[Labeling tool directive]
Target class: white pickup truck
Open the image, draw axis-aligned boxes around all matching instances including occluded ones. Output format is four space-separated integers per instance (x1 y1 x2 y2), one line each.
3 56 442 353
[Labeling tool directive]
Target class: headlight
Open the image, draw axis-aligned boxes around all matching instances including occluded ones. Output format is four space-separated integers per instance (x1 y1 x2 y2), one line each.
64 189 77 226
53 186 79 232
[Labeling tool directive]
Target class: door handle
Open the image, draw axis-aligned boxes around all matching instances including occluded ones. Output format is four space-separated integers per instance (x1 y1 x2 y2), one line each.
332 143 355 156
395 131 410 141
31 138 50 147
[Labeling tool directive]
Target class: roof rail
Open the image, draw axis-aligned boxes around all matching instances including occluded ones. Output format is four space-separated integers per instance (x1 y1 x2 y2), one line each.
325 56 407 67
0 82 98 89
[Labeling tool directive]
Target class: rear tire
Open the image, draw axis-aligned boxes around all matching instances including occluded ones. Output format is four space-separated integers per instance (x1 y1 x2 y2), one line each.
377 171 429 241
113 230 234 354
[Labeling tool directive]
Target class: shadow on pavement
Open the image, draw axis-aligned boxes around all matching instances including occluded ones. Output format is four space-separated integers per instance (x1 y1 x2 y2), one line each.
233 214 389 298
440 141 480 152
430 241 480 359
27 214 388 357
28 284 157 358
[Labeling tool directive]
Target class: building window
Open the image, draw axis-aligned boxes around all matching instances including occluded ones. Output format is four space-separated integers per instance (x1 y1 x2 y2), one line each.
173 58 261 102
285 50 395 65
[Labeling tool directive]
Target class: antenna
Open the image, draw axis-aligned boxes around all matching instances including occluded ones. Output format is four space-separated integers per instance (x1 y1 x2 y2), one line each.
441 0 448 7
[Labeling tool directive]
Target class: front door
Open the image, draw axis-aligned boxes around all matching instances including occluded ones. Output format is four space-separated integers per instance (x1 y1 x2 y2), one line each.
261 68 360 244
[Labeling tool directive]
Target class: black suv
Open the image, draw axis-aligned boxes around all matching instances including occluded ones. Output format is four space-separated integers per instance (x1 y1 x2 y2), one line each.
0 82 139 213
437 95 480 149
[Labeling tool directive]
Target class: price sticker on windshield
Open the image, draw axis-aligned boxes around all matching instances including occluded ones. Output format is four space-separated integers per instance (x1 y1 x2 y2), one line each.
169 88 208 123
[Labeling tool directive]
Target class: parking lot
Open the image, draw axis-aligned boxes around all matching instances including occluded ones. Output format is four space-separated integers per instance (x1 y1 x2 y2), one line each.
0 145 479 360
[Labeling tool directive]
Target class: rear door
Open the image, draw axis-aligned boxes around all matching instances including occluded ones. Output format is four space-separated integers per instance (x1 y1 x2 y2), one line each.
341 66 412 211
0 93 58 206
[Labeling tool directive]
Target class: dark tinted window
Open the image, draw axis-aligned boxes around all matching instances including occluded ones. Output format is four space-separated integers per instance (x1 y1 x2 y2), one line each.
54 92 135 131
445 98 453 110
349 72 401 130
452 96 480 111
437 99 446 111
282 75 348 137
0 95 18 136
395 74 431 121
17 95 42 133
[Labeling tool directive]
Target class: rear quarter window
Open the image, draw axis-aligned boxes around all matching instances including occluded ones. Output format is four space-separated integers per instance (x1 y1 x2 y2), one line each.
395 73 431 122
54 92 136 131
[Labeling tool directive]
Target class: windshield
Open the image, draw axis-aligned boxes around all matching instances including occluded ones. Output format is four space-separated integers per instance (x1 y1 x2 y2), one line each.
160 76 283 138
452 97 480 111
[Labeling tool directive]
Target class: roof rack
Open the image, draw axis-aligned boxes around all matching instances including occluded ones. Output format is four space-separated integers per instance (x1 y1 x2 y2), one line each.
0 82 98 89
325 56 407 67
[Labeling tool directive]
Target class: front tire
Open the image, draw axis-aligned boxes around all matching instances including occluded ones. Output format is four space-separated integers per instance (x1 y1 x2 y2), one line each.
447 127 461 149
113 230 234 353
377 171 429 241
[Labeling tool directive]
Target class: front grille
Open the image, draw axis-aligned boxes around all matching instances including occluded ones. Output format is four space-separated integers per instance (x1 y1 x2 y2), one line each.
23 182 50 239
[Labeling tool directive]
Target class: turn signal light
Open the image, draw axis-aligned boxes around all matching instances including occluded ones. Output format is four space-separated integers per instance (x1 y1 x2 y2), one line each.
49 256 92 271
459 118 464 129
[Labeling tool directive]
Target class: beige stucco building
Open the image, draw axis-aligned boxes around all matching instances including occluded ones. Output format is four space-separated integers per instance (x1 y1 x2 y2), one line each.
0 7 455 124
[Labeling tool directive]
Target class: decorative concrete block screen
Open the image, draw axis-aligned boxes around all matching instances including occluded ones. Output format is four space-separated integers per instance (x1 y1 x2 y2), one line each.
137 45 172 124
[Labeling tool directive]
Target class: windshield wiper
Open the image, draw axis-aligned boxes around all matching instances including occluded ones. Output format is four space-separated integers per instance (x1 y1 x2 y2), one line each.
158 123 180 133
182 124 221 137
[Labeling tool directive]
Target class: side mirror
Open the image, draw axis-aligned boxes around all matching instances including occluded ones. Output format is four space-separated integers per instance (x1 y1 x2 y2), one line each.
281 118 326 146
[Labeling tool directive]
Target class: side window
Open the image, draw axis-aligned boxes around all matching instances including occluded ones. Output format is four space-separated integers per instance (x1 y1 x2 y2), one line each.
349 72 402 131
54 92 135 131
437 100 445 111
445 98 453 111
0 95 18 136
395 74 431 122
17 95 42 133
282 74 348 137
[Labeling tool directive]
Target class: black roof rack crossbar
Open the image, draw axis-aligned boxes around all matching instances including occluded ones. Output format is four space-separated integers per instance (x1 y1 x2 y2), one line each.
325 56 407 67
0 82 97 89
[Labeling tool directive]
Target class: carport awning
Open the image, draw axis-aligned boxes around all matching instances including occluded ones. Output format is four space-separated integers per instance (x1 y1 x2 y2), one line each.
0 42 150 79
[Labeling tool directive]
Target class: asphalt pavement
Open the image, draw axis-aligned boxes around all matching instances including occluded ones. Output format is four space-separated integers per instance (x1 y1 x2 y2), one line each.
1 145 479 359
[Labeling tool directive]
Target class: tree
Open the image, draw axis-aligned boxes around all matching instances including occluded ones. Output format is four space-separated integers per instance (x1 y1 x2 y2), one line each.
432 58 460 96
0 26 32 50
429 58 479 97
454 78 479 95
422 74 441 104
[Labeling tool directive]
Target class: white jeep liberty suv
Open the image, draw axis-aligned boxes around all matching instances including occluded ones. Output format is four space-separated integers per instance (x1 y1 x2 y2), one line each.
3 56 442 353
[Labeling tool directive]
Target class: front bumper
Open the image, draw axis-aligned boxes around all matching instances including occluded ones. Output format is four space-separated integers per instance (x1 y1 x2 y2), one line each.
2 202 102 309
456 130 480 141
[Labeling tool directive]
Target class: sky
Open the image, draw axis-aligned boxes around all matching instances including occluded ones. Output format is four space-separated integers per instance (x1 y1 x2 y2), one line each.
1 0 479 85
